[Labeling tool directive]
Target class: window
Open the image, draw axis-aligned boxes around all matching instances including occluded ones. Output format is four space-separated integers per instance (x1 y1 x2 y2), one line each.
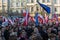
36 6 39 11
21 9 23 13
27 0 29 3
55 8 57 12
54 0 57 4
16 0 20 7
12 3 16 7
21 2 24 7
16 2 20 7
31 0 34 3
27 7 30 12
42 0 45 3
2 0 7 3
12 9 16 13
31 7 33 12
11 3 14 7
0 6 1 7
36 0 39 2
47 0 50 2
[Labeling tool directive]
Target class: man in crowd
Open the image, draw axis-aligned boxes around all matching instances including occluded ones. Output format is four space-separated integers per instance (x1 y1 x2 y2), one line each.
4 26 10 40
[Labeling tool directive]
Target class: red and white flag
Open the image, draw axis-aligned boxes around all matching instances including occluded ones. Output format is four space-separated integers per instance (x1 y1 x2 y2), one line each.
29 16 35 22
23 10 29 26
45 14 48 23
38 14 44 24
3 17 8 22
8 18 14 25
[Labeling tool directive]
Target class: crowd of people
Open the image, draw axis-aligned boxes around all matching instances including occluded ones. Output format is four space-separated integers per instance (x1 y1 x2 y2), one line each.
0 19 60 40
0 14 59 40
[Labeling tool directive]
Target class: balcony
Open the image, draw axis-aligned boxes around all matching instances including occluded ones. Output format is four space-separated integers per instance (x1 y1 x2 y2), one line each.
26 3 36 6
10 7 25 9
35 2 51 6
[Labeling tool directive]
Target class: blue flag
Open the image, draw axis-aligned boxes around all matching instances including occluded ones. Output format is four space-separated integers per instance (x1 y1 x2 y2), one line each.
35 12 39 26
37 1 50 14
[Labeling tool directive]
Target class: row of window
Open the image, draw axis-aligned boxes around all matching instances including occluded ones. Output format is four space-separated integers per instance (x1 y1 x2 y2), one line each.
1 0 58 7
31 6 39 12
10 0 25 7
9 7 58 14
10 2 25 7
27 0 57 4
1 0 59 4
31 7 58 12
11 9 24 13
11 7 57 13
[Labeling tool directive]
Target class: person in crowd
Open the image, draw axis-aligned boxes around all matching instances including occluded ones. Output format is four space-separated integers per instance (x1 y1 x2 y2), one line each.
25 26 34 39
19 30 27 40
38 25 48 40
0 16 60 40
4 26 10 40
9 28 17 40
57 30 60 40
49 33 56 40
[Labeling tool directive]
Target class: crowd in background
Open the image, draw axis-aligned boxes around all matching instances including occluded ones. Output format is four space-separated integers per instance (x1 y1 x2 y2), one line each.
0 19 60 40
0 14 59 40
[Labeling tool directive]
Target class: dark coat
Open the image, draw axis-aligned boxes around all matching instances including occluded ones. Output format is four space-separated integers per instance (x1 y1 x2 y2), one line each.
4 29 10 40
9 35 17 40
25 28 34 38
39 30 48 40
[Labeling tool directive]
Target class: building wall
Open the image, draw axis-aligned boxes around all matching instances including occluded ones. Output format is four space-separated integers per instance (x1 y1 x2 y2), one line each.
26 0 60 16
0 0 2 12
10 0 26 14
0 0 60 16
0 0 8 13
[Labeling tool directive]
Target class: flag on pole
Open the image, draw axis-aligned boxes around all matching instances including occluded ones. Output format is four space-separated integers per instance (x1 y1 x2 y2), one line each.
23 10 26 17
52 13 58 21
35 12 39 26
3 17 8 22
23 10 29 26
8 18 14 25
37 1 50 14
38 14 44 24
45 14 48 23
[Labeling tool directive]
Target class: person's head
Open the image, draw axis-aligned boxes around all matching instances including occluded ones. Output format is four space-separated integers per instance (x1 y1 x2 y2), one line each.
32 32 43 40
34 27 39 33
31 26 35 29
42 25 46 30
6 26 9 30
58 27 60 31
0 26 2 30
21 30 26 34
1 28 5 32
58 31 60 36
47 28 51 33
11 29 14 32
50 33 56 40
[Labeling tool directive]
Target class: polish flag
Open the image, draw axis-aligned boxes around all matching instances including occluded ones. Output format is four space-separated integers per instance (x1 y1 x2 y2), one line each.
8 18 14 25
3 17 8 22
23 10 29 26
45 14 48 23
38 14 44 24
53 13 58 21
29 16 35 22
